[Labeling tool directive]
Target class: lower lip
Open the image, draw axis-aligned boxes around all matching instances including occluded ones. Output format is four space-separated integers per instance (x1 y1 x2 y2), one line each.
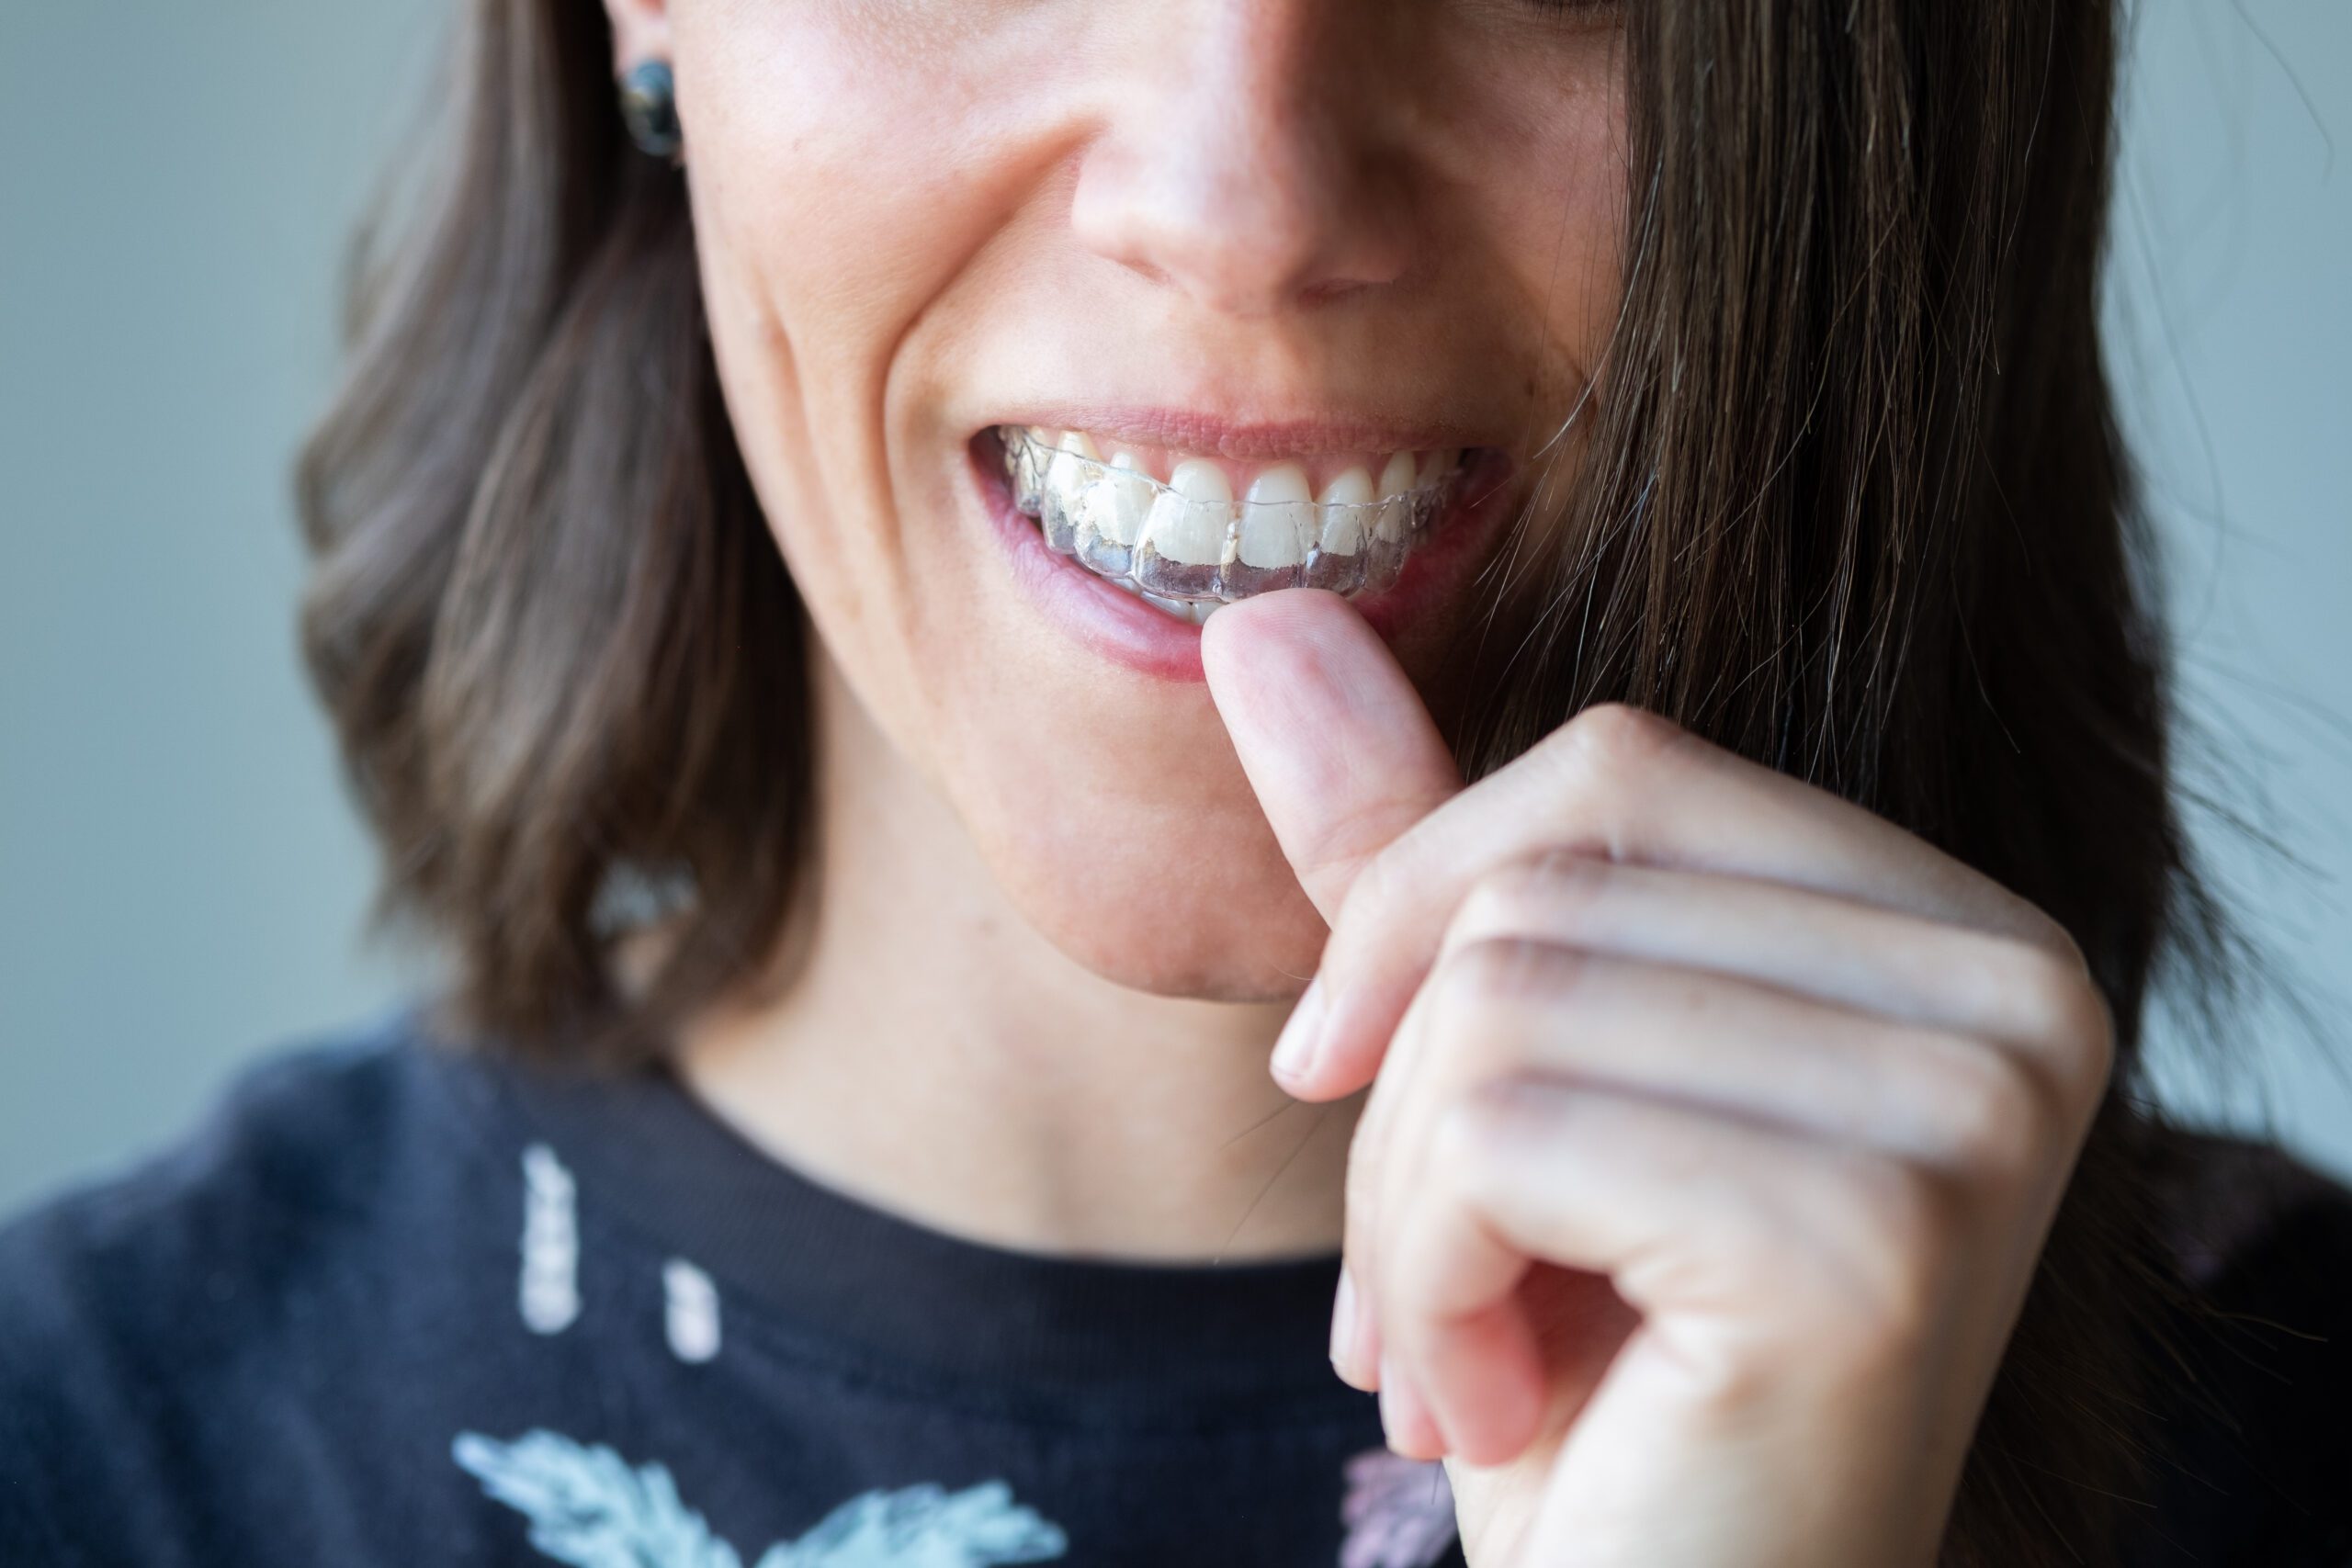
967 434 1520 683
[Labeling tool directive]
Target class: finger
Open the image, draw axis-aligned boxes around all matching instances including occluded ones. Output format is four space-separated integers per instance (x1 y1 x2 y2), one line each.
1342 922 2099 1395
1408 934 2084 1177
1199 592 1463 1387
1359 923 2090 1400
1375 1352 1451 1461
1343 932 1974 1389
1292 701 2072 1101
1385 1078 1955 1467
1442 854 2109 1066
1330 954 1451 1390
1383 1211 1547 1466
1201 589 1464 926
1310 756 2090 1400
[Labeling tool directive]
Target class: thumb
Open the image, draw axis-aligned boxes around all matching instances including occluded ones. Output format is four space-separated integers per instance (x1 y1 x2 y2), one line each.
1201 589 1464 932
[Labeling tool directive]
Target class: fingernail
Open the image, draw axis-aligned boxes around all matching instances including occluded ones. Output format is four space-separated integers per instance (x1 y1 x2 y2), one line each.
1376 1354 1399 1450
1376 1354 1419 1456
1272 977 1325 1085
1329 1266 1357 1373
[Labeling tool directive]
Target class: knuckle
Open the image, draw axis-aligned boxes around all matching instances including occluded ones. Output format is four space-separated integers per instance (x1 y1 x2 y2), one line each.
2046 984 2117 1103
1444 864 1532 953
2030 910 2096 980
1994 940 2087 1032
1855 1152 1952 1251
1852 1269 1942 1365
2075 988 2120 1098
1688 1160 1962 1391
1689 1163 1950 1397
1428 1092 1502 1190
1826 1158 1953 1348
1447 849 1613 950
1564 702 1679 771
1419 941 1528 1070
1983 938 2117 1103
1923 1041 2050 1180
1431 934 1582 1023
1419 937 1596 1086
1534 704 1678 839
1521 843 1618 902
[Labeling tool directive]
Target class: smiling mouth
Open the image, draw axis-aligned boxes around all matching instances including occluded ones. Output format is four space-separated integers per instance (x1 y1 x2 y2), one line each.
994 425 1471 626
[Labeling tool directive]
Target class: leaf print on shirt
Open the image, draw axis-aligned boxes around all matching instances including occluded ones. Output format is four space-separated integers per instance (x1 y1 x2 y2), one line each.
454 1428 1069 1568
1337 1447 1459 1568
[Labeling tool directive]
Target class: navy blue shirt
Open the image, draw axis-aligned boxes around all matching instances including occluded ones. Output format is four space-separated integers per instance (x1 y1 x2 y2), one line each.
0 999 1459 1567
2 998 2346 1565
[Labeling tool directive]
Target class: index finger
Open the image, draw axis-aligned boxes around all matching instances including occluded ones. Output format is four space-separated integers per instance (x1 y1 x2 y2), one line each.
1206 596 2066 1101
1201 589 1464 924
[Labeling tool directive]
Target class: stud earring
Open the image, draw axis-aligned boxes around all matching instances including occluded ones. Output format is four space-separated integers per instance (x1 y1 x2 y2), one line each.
618 60 683 160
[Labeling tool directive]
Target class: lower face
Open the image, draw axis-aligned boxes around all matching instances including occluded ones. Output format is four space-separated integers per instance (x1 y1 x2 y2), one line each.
673 0 1628 1000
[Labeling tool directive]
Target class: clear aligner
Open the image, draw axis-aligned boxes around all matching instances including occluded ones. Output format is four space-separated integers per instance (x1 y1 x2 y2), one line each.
1001 426 1460 603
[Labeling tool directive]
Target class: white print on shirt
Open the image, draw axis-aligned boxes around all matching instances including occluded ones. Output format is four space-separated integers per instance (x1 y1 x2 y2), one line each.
1337 1448 1460 1568
518 1143 581 1335
453 1427 1069 1567
663 1258 722 1363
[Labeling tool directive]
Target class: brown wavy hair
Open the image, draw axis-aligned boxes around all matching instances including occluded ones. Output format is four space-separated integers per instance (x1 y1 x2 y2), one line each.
299 4 2228 1561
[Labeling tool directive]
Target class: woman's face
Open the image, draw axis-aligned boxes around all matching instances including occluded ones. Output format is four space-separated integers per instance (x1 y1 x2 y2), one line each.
635 0 1626 1000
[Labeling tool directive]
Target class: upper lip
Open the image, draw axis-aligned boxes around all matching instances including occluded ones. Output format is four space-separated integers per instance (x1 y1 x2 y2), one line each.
982 405 1491 461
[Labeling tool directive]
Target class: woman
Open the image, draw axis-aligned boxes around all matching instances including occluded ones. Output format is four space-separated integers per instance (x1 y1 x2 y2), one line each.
3 1 2346 1563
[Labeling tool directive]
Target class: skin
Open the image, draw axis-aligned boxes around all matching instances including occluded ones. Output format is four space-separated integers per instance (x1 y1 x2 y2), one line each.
599 0 1623 1254
1204 596 2111 1564
598 1 2114 1562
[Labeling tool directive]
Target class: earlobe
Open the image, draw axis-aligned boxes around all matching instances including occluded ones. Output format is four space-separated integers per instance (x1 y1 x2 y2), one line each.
619 60 684 162
600 0 680 164
598 0 671 77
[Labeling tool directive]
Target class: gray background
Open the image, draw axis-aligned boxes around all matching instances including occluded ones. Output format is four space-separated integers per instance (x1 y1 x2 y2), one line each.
3 2 2346 1215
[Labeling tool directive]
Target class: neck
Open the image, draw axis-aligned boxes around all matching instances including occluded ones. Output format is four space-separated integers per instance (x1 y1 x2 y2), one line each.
657 648 1357 1262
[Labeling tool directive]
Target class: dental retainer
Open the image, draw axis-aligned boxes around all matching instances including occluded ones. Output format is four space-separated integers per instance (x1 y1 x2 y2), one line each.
1001 426 1461 603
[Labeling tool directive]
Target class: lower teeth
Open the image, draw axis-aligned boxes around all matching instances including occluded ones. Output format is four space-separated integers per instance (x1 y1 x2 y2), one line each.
1001 427 1457 621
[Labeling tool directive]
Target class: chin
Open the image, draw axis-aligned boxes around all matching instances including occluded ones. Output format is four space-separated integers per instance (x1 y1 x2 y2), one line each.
984 825 1328 1004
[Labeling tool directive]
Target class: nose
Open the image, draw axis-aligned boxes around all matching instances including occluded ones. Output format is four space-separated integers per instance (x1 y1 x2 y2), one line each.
1069 0 1415 318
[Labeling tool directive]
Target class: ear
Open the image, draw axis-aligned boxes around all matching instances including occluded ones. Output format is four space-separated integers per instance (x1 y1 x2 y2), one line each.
600 0 671 73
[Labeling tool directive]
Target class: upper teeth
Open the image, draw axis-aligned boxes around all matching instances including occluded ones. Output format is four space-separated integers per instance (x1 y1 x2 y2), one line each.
1002 426 1464 615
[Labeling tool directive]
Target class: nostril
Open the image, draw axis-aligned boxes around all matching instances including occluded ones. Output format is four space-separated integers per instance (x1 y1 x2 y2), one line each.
1068 60 1413 317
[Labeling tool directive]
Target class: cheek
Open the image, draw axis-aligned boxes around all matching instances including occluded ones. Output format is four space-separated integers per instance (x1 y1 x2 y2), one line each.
671 5 1069 394
663 7 1334 1000
1376 51 1627 705
653 7 1629 1006
1446 55 1629 412
669 10 1004 537
669 10 1001 734
1412 45 1628 677
676 11 985 292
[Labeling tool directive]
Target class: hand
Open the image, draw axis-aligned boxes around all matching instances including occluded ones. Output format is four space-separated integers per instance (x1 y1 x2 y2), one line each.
1201 592 2114 1568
